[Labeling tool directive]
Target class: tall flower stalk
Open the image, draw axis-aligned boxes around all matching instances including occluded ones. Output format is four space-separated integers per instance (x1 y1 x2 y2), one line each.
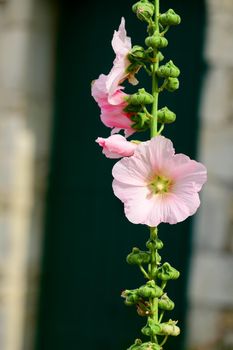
91 1 207 349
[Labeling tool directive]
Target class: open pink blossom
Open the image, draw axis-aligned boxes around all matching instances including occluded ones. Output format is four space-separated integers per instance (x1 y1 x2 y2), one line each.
92 74 135 137
106 17 138 104
96 135 137 159
112 136 207 227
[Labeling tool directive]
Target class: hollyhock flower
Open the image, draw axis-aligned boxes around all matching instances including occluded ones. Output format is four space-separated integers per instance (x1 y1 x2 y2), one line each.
112 136 207 227
96 135 137 159
92 74 135 137
106 17 138 104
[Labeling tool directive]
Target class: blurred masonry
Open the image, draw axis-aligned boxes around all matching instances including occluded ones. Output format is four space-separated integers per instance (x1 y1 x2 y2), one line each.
0 1 232 350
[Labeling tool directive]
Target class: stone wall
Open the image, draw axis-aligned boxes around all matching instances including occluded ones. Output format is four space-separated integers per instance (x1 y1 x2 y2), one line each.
0 0 56 349
187 1 233 349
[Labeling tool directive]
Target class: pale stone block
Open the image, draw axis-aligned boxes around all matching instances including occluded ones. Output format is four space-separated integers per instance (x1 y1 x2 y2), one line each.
206 0 233 67
0 29 29 92
200 125 233 183
0 0 33 25
200 68 232 127
194 183 232 250
187 306 220 346
189 251 233 307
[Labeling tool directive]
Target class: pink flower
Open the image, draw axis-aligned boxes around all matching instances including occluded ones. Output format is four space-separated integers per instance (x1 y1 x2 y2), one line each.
112 136 207 227
96 135 137 159
106 17 138 104
92 74 135 137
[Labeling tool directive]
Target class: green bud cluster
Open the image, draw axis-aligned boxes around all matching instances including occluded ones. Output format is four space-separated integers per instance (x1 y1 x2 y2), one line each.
124 228 180 349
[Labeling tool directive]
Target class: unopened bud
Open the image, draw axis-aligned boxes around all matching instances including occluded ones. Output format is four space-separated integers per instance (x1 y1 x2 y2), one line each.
157 262 180 281
157 107 176 124
122 289 140 306
127 247 151 265
159 321 180 336
128 45 147 63
159 9 181 26
158 293 175 311
157 60 180 78
132 0 154 23
138 280 163 298
145 34 168 49
127 340 161 350
127 88 154 105
165 77 179 92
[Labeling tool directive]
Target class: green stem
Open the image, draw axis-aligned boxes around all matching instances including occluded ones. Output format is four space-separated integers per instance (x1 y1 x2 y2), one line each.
139 265 150 279
150 0 160 138
160 335 168 347
149 227 159 343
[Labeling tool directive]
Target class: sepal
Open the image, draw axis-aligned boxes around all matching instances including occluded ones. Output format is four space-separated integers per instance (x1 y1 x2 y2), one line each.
141 319 161 337
159 9 181 26
138 280 163 298
127 339 161 350
165 77 179 92
132 0 154 23
159 320 180 336
157 60 180 78
128 45 147 63
127 88 154 105
158 293 175 311
145 34 168 49
157 107 176 124
157 262 180 281
122 289 141 306
127 247 151 265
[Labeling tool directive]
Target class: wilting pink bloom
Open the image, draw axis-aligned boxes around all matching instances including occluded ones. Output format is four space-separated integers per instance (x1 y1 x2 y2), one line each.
112 136 207 227
106 17 138 104
91 74 135 137
96 135 137 159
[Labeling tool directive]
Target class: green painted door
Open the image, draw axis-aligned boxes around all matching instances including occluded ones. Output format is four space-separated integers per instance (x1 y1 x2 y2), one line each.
35 1 206 350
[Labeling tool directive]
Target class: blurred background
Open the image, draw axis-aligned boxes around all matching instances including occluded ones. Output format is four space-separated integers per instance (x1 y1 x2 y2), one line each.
0 0 232 350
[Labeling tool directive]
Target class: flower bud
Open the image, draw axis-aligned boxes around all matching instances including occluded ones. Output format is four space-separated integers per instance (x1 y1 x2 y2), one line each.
127 339 142 350
158 293 175 311
127 340 161 350
159 321 180 336
132 0 154 23
145 34 168 49
157 60 180 78
157 107 176 124
159 9 181 26
146 239 163 253
127 88 154 105
138 280 163 298
122 289 140 306
165 77 179 92
127 247 151 265
155 238 163 249
128 45 147 63
141 318 161 337
140 343 161 350
157 262 180 281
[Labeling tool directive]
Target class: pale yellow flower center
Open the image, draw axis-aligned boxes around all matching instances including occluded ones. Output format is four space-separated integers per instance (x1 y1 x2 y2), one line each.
148 175 172 194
